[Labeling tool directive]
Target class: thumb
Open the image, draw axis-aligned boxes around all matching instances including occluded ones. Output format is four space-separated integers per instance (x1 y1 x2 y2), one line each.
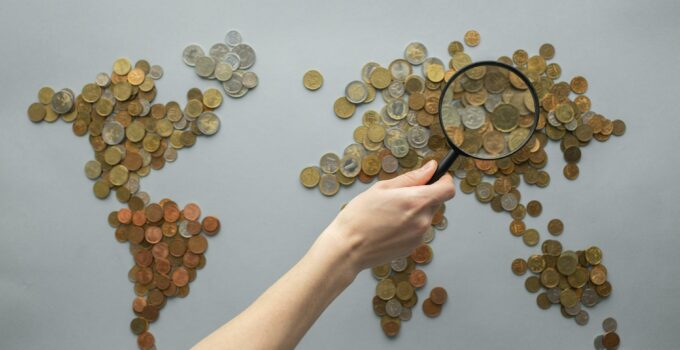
380 160 436 189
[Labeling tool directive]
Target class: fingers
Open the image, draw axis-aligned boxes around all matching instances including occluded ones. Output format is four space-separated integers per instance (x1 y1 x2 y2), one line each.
408 173 456 204
379 160 436 189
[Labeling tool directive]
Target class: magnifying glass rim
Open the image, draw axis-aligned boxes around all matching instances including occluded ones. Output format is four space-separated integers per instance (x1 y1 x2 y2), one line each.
437 60 541 160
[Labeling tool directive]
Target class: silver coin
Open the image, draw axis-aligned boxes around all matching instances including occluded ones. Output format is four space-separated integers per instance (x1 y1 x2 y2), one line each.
460 106 485 129
101 121 125 145
344 143 366 158
565 303 581 316
178 220 191 238
197 112 220 136
242 71 258 89
546 287 561 304
547 111 561 126
581 111 596 124
381 87 396 103
385 298 403 318
51 89 74 114
434 217 448 231
390 138 409 158
163 147 178 162
319 153 340 174
500 193 518 211
361 62 380 82
344 80 368 104
565 118 578 131
339 154 360 178
224 52 241 70
441 105 462 128
602 317 617 332
593 335 605 350
173 117 188 131
225 30 242 47
232 43 256 69
123 173 140 194
226 86 249 98
381 155 399 173
404 42 427 65
398 307 412 321
182 44 205 66
387 81 405 99
148 65 163 80
422 226 435 243
380 106 399 126
135 191 150 205
390 257 408 272
386 99 408 120
407 125 430 149
194 56 216 78
214 63 233 82
389 59 411 81
223 73 243 94
575 310 589 326
475 182 493 200
406 110 418 126
139 99 151 116
581 288 599 307
209 43 231 62
319 174 339 195
95 72 111 87
484 93 502 112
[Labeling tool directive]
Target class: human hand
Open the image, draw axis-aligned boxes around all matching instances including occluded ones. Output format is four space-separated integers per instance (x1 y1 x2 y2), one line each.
323 160 455 274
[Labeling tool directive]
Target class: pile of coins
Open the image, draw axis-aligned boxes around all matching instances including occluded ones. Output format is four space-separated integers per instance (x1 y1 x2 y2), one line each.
299 30 625 337
107 194 221 350
513 244 611 326
594 317 621 350
26 58 222 203
183 30 258 98
371 206 448 337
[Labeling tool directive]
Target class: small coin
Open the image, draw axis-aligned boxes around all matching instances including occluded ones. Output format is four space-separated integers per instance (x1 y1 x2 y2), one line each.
602 317 617 332
300 167 321 188
333 97 356 119
464 30 480 47
547 219 564 236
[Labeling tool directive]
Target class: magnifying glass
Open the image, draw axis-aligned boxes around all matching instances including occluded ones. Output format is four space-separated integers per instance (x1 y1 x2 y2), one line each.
427 61 540 185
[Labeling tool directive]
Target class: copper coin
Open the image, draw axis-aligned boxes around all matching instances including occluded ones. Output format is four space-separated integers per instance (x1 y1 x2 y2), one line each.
136 267 153 284
511 258 528 276
134 250 153 267
168 238 187 257
151 242 169 259
547 219 564 236
430 286 448 305
132 210 147 226
422 297 442 317
163 204 180 223
145 203 164 223
140 305 159 322
183 203 201 221
202 216 221 235
137 331 155 350
147 289 165 307
144 226 162 244
408 269 427 288
172 267 189 287
187 235 208 254
410 244 432 264
183 252 201 268
117 208 132 224
128 226 145 244
526 200 542 217
114 226 129 242
130 317 148 335
155 273 170 290
602 332 620 348
381 318 400 337
186 220 202 236
108 211 121 227
154 257 171 275
177 284 190 298
161 221 177 237
132 297 146 313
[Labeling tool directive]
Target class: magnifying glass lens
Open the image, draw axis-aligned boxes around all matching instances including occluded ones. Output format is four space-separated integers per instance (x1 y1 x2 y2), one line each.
441 63 537 160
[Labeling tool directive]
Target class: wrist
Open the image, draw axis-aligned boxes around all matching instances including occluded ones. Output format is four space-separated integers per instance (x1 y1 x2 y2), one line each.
311 225 361 288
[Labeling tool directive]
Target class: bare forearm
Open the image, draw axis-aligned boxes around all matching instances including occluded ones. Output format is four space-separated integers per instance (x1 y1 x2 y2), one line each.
193 227 358 350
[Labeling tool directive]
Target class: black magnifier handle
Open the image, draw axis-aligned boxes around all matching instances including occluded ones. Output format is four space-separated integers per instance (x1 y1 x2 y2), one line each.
426 150 459 185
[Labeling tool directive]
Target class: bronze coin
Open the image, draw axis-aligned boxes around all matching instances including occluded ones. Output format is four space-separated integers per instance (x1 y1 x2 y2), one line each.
145 203 164 223
187 235 208 254
186 220 202 236
408 269 427 288
130 317 148 335
422 297 442 317
430 287 448 305
202 216 221 235
183 203 201 221
172 267 190 287
137 331 155 350
602 332 620 348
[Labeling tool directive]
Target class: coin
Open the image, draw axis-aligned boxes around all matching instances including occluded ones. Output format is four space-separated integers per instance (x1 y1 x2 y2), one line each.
422 298 442 317
511 258 528 276
464 30 480 47
404 42 427 65
303 70 323 90
547 219 564 236
602 317 617 332
429 287 447 305
319 174 339 196
333 97 356 119
300 167 321 188
345 80 369 103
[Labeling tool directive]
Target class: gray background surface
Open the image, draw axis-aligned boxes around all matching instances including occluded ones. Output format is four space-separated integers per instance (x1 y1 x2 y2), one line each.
1 0 679 349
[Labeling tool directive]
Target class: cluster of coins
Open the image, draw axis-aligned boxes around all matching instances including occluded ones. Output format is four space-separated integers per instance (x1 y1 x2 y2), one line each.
26 58 222 203
513 244 611 326
594 317 621 350
371 208 448 337
299 30 625 337
183 30 258 98
107 194 221 350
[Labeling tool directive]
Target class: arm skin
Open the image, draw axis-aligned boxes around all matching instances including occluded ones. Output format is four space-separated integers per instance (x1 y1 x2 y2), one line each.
193 160 455 350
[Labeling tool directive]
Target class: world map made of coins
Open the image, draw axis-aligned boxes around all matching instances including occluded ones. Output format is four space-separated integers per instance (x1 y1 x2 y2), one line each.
300 30 625 341
25 30 259 349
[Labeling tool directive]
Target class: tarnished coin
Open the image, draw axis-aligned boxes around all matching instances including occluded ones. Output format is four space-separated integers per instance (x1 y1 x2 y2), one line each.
84 160 102 180
209 43 230 62
602 317 617 332
51 89 74 114
102 121 125 145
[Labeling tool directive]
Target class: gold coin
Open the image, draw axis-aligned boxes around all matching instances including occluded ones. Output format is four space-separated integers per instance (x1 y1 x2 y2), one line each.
463 30 480 47
27 103 46 122
376 278 396 300
369 67 391 89
38 86 54 105
113 57 132 75
522 228 539 247
547 218 564 236
202 88 222 109
570 76 588 94
585 246 602 265
300 167 321 188
539 43 555 60
303 70 323 90
333 97 356 119
93 180 110 199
